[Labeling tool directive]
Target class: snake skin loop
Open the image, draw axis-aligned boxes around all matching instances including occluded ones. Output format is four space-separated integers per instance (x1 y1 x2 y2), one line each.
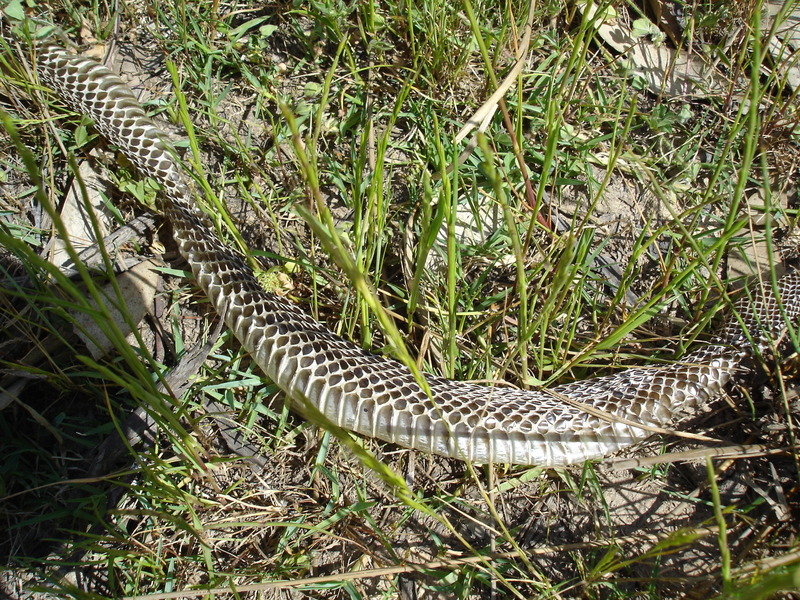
34 43 800 465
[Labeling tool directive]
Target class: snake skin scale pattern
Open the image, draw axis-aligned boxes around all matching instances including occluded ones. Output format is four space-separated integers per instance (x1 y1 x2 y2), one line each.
33 42 800 465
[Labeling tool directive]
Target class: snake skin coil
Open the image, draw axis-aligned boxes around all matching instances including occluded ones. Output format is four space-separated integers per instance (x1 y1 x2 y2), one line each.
33 43 800 465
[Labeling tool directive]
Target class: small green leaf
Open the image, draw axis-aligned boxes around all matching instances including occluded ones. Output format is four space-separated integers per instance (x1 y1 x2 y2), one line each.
226 16 271 43
259 24 278 38
74 124 88 146
631 18 656 37
3 0 25 21
304 81 322 98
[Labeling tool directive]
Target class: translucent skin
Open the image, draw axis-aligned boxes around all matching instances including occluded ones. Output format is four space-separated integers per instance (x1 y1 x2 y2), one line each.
35 43 800 465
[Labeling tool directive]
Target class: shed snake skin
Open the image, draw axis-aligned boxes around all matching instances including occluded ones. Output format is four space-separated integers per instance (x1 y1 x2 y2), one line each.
33 42 800 466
